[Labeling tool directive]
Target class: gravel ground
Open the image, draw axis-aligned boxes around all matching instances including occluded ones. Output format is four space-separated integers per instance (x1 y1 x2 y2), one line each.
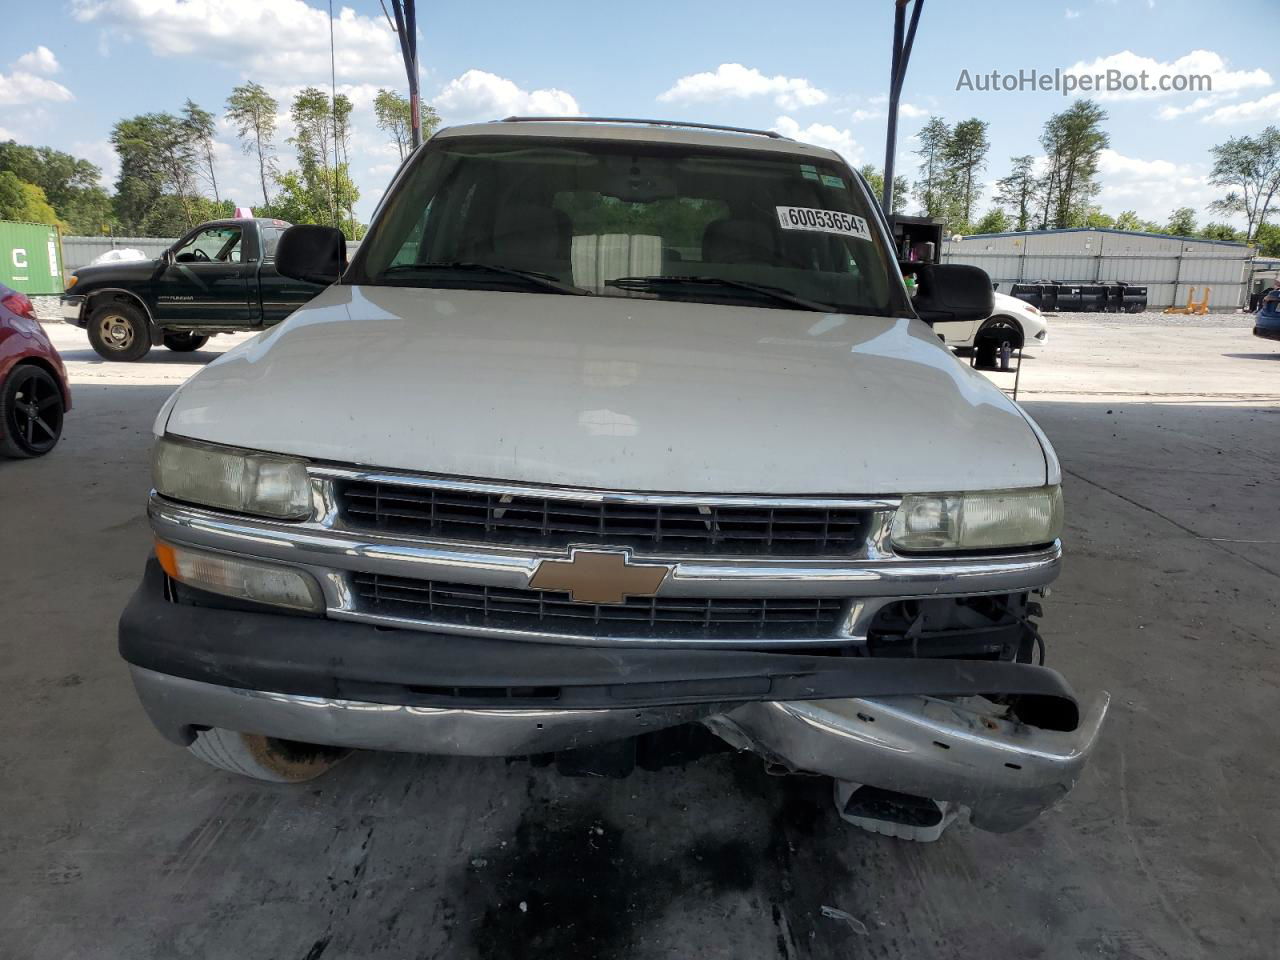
32 295 62 322
1048 309 1255 327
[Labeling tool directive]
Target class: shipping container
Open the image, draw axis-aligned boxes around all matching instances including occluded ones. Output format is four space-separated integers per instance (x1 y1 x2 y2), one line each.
0 220 63 295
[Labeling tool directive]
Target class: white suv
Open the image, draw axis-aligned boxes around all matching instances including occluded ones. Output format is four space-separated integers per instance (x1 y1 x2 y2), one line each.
119 118 1106 840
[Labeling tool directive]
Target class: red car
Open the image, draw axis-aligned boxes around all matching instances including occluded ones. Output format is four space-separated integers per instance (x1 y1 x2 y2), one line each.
0 283 71 458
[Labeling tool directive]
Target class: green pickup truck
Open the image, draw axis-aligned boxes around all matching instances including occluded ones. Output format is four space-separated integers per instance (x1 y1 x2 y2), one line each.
60 218 326 361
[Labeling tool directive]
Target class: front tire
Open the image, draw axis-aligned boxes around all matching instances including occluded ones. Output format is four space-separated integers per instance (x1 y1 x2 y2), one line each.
973 318 1022 371
187 727 350 783
0 363 65 458
163 332 210 352
87 301 151 362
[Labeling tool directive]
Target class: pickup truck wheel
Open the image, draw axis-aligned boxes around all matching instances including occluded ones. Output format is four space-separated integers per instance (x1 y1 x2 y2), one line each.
0 363 64 458
87 302 151 362
187 727 350 783
163 332 210 352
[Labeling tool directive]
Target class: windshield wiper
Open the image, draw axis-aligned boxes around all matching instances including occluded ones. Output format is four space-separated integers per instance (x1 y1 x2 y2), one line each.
605 275 835 313
380 261 590 296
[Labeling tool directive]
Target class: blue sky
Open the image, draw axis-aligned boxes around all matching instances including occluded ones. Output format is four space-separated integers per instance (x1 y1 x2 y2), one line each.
1 0 1276 227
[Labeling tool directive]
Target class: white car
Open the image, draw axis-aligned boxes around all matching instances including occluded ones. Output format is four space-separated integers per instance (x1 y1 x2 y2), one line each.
935 289 1049 370
118 118 1105 841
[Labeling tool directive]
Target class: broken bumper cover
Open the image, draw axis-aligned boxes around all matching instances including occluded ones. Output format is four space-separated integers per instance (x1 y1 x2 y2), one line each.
120 559 1107 832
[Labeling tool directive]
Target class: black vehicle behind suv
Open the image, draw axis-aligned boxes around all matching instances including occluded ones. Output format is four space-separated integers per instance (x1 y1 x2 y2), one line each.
60 218 327 361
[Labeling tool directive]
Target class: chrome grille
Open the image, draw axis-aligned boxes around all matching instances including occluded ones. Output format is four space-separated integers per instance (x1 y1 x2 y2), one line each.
337 480 871 556
351 572 844 640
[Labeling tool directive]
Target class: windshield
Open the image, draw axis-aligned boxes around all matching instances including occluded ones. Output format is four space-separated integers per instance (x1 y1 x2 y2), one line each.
350 135 909 317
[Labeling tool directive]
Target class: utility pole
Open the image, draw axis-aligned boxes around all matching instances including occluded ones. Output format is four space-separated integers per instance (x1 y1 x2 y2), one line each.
883 0 923 215
383 0 423 149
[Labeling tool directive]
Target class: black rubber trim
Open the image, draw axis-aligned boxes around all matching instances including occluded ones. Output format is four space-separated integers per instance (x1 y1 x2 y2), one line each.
119 558 1081 729
1252 324 1280 341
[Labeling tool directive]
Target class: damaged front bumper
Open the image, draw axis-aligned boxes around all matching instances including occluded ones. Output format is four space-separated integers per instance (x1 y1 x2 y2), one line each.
121 559 1107 834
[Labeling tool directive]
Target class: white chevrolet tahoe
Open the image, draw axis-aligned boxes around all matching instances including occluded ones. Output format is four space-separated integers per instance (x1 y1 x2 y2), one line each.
119 118 1107 841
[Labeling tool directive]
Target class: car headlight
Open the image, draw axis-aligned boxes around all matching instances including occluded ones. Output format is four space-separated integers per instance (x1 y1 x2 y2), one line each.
156 540 324 612
152 436 311 519
891 485 1063 552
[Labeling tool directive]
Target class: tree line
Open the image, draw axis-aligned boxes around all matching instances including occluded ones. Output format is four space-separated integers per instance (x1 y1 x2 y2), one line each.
0 83 441 240
1 91 1276 256
903 99 1280 254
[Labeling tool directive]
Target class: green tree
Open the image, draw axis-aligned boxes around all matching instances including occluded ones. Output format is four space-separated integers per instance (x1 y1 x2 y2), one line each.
110 113 200 233
227 82 279 208
1253 221 1280 257
1207 127 1280 243
994 155 1037 232
1083 206 1115 229
1165 207 1197 236
0 171 61 226
286 87 358 231
0 141 114 233
973 208 1010 234
269 88 361 237
913 117 951 222
374 89 440 161
1038 99 1109 229
1114 210 1144 231
182 99 220 204
1200 222 1243 242
944 118 990 227
857 164 908 214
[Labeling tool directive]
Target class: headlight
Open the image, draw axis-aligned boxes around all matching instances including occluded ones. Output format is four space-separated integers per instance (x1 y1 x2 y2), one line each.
65 275 78 291
891 486 1063 552
156 540 324 612
152 436 311 519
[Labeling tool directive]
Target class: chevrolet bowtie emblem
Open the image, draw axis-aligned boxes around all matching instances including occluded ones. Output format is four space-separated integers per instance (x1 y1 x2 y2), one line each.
528 548 671 605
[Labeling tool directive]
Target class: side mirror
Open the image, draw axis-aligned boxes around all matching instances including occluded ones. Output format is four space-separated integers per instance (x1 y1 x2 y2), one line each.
276 225 347 286
909 263 994 325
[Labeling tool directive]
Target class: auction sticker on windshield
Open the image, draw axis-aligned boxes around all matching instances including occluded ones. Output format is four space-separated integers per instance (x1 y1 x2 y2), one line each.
776 206 872 241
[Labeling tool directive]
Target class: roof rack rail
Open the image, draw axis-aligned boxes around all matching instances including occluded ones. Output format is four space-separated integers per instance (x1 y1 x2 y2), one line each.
498 116 788 140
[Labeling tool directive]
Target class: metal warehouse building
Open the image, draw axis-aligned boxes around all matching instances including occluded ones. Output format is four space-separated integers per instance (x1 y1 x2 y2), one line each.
942 228 1253 311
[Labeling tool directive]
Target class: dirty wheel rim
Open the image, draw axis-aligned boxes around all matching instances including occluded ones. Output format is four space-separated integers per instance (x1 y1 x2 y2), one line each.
7 370 62 454
98 314 134 350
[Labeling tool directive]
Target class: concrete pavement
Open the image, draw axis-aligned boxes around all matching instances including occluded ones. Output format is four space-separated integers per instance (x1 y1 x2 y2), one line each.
1 318 1277 959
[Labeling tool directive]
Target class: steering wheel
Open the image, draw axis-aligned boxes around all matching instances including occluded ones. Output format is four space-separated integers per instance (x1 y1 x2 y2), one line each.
190 248 211 263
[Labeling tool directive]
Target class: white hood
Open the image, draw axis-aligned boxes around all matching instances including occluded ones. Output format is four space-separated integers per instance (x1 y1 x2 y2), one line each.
161 285 1050 495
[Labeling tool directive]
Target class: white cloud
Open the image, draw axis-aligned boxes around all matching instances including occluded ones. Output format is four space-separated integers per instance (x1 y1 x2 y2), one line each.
72 138 119 184
435 69 580 122
15 46 60 75
71 0 403 86
1065 8 1081 18
659 63 828 110
898 103 928 118
1094 148 1222 224
0 126 17 141
1065 49 1271 101
1202 90 1280 125
1157 94 1226 119
773 116 862 164
0 69 72 106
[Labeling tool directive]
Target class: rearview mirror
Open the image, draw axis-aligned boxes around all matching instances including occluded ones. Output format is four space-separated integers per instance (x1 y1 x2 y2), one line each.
909 263 994 326
276 225 347 286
